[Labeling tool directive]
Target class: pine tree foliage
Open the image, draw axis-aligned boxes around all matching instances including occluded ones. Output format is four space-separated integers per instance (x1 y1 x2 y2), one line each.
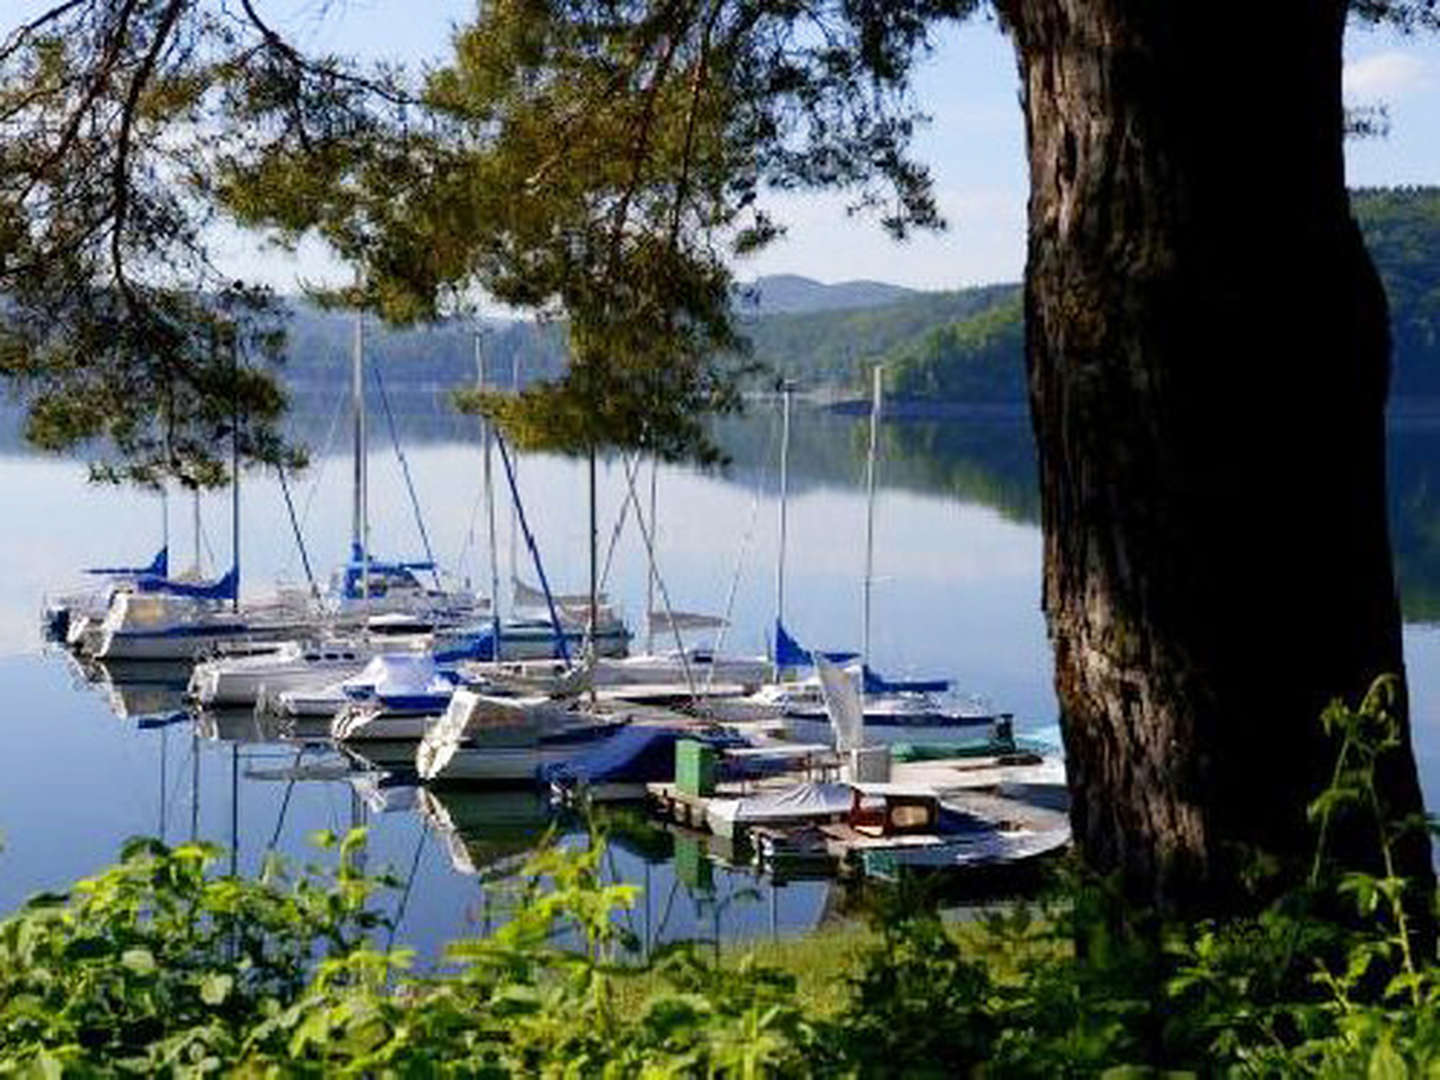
221 0 981 461
0 0 409 484
2 0 1440 473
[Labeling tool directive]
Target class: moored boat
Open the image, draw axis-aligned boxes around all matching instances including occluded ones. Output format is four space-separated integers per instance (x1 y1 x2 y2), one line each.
415 688 630 785
90 578 315 661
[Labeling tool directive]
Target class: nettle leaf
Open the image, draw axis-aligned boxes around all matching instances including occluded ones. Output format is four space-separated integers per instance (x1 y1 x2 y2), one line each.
1369 1038 1410 1080
200 973 233 1007
121 948 157 976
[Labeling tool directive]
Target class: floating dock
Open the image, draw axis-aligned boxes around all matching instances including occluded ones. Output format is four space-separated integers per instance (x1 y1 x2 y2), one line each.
644 741 1070 880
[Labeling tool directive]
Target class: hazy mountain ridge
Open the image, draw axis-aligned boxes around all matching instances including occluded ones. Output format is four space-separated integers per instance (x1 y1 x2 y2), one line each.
734 274 918 314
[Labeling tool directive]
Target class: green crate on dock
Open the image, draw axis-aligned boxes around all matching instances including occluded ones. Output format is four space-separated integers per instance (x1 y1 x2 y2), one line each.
675 740 716 796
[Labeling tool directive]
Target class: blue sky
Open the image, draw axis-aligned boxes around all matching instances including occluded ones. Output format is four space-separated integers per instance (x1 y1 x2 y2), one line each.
18 1 1440 295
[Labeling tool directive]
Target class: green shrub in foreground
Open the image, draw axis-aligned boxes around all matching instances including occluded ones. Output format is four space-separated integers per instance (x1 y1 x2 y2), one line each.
3 678 1440 1076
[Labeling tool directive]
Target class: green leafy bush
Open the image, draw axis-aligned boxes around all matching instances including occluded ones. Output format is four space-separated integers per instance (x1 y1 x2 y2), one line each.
0 827 386 1075
3 680 1440 1077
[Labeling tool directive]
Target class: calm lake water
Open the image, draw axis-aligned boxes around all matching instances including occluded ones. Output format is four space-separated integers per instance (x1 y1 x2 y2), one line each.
4 403 1440 957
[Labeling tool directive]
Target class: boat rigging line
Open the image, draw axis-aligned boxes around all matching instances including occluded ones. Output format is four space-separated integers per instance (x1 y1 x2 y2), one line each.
369 357 442 590
703 409 779 689
618 453 699 705
477 333 503 659
276 462 320 599
495 433 571 664
265 744 307 852
385 821 429 958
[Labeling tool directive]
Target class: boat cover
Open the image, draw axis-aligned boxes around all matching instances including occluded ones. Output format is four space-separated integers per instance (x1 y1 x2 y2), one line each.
539 726 696 785
135 565 237 601
86 547 168 578
774 620 858 668
648 610 728 631
861 665 950 695
362 653 440 697
727 781 854 824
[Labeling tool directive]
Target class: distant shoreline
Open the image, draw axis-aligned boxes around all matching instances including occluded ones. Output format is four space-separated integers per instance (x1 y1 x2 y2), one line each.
827 396 1440 424
827 398 1029 421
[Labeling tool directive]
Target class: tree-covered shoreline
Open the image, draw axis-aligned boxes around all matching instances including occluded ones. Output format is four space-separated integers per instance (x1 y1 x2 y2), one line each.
73 185 1429 419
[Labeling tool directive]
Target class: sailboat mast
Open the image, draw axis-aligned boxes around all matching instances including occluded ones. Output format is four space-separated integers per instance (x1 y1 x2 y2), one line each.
352 303 369 601
192 489 201 574
588 446 598 675
861 364 882 670
775 380 793 638
231 335 240 613
476 332 503 660
645 456 657 655
509 348 521 589
160 485 169 566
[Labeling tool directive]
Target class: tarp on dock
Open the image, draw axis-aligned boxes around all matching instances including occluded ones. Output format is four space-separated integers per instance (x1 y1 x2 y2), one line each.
729 782 855 824
540 726 741 786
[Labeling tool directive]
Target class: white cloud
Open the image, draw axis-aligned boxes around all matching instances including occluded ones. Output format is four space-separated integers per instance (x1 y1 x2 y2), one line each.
1344 50 1431 101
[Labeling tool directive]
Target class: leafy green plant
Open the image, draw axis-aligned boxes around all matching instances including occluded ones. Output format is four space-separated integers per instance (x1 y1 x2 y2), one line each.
0 828 387 1075
6 679 1440 1077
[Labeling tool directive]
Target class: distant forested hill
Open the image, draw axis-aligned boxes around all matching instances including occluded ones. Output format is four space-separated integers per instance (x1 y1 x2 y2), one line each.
1354 186 1440 399
740 283 1017 387
257 277 1025 437
813 186 1440 405
268 274 964 420
883 293 1025 402
739 274 917 314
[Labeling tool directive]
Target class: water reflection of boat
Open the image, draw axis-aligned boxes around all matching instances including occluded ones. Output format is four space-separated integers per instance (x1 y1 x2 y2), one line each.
418 786 554 877
193 706 290 744
82 658 192 724
347 772 419 815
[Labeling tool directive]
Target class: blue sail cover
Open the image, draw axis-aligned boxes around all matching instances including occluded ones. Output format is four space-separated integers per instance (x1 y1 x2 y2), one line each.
85 547 168 578
433 627 496 664
135 565 238 601
774 620 858 668
340 542 436 599
862 666 951 695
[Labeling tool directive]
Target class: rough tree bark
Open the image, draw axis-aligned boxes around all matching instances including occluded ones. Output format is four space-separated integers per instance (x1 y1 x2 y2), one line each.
993 0 1434 917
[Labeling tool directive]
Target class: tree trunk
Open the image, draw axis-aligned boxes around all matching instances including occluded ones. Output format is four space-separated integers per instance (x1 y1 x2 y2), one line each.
995 0 1434 918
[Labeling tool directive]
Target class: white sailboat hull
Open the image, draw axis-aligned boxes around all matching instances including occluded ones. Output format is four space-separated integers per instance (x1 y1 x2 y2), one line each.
193 663 350 708
95 625 291 662
415 688 628 785
190 637 429 708
416 744 575 784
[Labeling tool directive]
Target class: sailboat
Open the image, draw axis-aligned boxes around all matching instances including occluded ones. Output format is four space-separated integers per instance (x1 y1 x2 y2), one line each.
89 479 319 661
329 305 482 622
51 490 204 651
413 687 630 785
43 545 169 645
186 311 497 704
711 374 1004 734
